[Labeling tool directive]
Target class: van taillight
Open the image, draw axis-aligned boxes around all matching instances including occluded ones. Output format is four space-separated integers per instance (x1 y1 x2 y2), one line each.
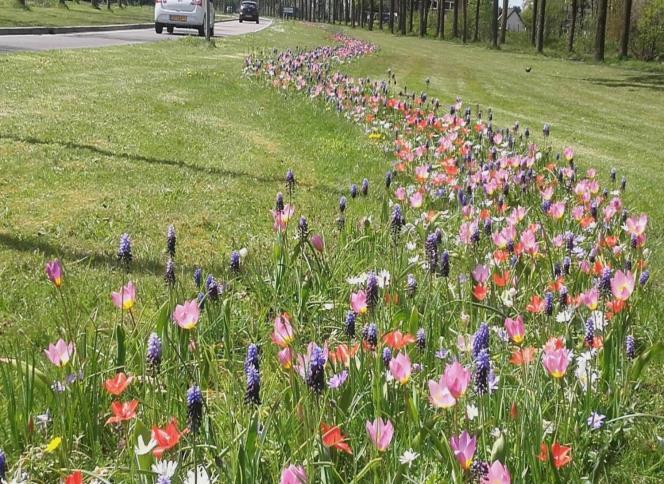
191 0 203 4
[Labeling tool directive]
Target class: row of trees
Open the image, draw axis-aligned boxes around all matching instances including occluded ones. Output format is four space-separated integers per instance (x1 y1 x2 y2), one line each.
257 0 661 61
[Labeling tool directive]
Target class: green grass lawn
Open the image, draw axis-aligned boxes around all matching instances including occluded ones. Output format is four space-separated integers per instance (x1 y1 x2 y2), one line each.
0 20 662 479
0 0 154 27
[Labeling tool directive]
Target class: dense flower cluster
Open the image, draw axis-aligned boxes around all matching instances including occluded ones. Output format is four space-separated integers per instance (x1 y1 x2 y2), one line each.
1 33 655 484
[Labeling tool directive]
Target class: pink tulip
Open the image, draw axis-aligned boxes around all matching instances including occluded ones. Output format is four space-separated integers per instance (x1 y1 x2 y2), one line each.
471 264 489 284
483 460 511 483
428 375 456 408
111 281 136 311
366 417 394 452
278 347 293 369
389 352 411 384
542 348 571 379
409 191 423 208
310 234 325 252
504 316 525 344
271 204 295 232
280 465 307 484
611 270 635 301
45 259 63 288
443 361 471 399
44 339 74 367
395 187 406 201
563 147 574 161
625 214 647 237
547 202 566 220
172 299 200 330
350 291 368 315
579 287 599 310
450 431 476 470
271 313 295 347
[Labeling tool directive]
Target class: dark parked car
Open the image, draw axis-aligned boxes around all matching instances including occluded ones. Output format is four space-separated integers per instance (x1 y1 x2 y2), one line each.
239 1 259 23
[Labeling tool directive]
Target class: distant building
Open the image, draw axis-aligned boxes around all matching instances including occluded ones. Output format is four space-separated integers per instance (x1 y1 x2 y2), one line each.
499 7 526 33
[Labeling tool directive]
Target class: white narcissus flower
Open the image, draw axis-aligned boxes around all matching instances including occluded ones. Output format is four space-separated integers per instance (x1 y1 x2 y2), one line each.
542 419 555 435
589 311 606 331
399 449 419 467
134 435 157 456
556 308 575 324
377 270 391 288
500 288 517 307
466 404 479 421
152 460 178 478
405 241 417 251
184 466 216 484
238 247 248 258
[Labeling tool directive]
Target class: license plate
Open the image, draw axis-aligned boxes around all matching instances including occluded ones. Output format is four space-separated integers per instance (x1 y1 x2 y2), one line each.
169 15 187 22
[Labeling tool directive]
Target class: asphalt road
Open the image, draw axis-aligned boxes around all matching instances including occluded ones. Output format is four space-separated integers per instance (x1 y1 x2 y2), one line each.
0 19 271 53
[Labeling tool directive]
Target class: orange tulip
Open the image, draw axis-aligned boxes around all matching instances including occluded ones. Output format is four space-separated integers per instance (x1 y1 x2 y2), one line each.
105 400 138 425
320 422 352 455
551 442 572 469
151 418 188 458
104 372 133 396
382 330 416 351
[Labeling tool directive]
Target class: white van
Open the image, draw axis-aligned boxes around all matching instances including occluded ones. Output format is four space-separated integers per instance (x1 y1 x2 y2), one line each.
154 0 215 37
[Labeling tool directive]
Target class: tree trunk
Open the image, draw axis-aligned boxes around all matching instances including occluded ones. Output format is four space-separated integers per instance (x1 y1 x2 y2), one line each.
437 0 443 38
360 0 365 27
409 0 414 32
379 0 383 29
491 0 498 47
369 0 374 29
530 0 538 45
594 0 607 60
567 0 576 52
390 0 395 32
352 0 356 26
536 0 545 53
499 0 507 44
462 0 467 42
619 0 632 58
473 0 480 41
107 0 111 10
401 0 407 34
419 0 425 35
453 0 459 37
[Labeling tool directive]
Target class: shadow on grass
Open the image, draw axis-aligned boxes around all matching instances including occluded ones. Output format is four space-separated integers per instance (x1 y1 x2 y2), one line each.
583 73 664 92
0 231 231 278
0 134 341 195
0 231 164 274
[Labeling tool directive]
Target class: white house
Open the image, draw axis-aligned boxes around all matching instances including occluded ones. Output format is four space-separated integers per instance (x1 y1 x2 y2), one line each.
499 7 526 33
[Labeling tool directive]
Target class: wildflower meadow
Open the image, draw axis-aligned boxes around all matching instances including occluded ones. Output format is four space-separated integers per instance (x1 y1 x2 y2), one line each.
0 31 662 484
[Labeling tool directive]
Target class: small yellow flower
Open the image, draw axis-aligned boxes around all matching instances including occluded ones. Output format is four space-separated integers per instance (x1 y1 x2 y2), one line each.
45 436 62 453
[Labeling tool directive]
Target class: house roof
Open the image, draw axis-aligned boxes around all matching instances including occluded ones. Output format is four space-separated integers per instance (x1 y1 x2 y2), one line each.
498 7 525 25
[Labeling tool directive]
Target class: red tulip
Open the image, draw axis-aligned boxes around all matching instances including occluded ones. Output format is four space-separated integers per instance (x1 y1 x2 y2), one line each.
320 422 352 455
103 372 133 396
105 400 138 425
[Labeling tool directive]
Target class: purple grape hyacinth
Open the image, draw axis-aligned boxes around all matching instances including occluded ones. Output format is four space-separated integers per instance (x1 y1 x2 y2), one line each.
146 332 162 374
307 344 326 394
117 233 132 265
187 385 203 434
245 364 261 405
166 224 176 258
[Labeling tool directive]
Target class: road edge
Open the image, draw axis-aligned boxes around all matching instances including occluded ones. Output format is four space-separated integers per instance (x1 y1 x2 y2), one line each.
0 17 236 36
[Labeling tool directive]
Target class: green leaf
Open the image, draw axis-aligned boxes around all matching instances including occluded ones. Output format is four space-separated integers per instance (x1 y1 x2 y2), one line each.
349 457 382 484
490 432 506 462
0 357 52 395
115 324 126 371
155 301 170 335
630 342 664 381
